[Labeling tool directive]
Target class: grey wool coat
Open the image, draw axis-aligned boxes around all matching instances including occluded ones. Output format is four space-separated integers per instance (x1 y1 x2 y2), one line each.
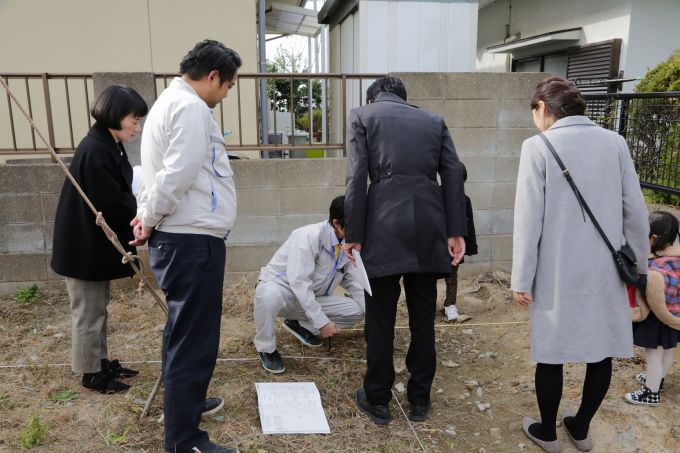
344 92 467 278
511 116 649 364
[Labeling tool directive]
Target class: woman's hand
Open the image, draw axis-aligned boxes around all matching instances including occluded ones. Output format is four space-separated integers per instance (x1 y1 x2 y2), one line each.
513 291 533 307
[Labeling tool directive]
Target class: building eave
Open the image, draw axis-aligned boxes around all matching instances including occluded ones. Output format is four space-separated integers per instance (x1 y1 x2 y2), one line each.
317 0 359 28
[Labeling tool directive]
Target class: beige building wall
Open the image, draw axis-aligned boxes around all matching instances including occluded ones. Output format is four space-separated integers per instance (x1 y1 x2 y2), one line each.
0 0 152 73
0 0 257 73
0 0 258 152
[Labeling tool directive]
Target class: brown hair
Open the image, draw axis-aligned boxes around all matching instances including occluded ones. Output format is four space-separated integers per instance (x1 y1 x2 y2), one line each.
530 76 586 119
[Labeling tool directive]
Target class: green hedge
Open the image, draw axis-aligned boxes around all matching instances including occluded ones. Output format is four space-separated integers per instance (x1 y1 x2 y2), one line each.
633 49 680 205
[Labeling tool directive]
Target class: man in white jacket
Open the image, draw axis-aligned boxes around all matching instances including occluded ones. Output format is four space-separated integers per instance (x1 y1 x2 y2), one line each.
131 40 240 453
254 196 366 373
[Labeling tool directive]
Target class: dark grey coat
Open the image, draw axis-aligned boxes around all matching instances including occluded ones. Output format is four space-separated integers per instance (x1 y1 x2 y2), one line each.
344 92 467 278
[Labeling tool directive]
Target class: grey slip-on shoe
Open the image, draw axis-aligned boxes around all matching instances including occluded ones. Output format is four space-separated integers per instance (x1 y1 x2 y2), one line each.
562 412 594 452
521 416 562 453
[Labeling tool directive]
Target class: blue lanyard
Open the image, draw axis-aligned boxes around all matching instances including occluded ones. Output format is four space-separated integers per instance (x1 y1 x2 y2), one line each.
211 145 225 177
209 144 225 212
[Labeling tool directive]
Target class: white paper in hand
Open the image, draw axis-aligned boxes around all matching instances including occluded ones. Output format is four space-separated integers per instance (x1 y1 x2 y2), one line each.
352 249 372 296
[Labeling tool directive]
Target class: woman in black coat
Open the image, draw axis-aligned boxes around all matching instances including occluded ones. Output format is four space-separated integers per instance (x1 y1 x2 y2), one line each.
51 85 147 393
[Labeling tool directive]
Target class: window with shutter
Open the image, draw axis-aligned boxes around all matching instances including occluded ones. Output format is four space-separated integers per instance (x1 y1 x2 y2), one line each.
512 39 622 93
567 40 622 93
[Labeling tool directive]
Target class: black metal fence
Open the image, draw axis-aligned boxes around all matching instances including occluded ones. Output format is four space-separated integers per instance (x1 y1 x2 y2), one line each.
584 92 680 195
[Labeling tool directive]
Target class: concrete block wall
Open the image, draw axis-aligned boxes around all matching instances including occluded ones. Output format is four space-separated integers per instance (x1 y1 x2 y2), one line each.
225 158 346 284
0 159 346 294
394 72 547 274
0 163 64 294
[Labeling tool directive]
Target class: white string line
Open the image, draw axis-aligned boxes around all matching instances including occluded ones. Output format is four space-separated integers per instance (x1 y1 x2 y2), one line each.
391 389 427 453
0 319 528 369
345 320 529 332
0 355 367 370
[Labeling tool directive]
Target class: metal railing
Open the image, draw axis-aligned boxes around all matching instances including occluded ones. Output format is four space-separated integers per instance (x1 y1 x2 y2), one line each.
1 73 94 154
155 72 385 157
0 72 384 157
585 92 680 195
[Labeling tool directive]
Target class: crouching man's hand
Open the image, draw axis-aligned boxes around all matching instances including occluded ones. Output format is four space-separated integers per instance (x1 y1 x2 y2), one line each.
319 321 340 338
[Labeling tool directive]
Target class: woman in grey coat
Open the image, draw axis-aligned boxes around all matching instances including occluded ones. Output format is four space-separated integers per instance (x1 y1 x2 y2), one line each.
511 77 649 453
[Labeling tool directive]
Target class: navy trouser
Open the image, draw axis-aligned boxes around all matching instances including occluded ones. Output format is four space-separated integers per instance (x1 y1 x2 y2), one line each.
149 231 225 453
363 273 438 406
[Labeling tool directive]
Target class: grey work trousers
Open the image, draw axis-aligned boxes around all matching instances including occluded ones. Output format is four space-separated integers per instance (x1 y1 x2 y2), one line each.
253 279 364 353
65 277 111 374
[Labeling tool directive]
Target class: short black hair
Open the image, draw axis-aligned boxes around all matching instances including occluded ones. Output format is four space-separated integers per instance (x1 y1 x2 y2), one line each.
366 80 380 104
180 39 242 84
366 76 408 103
329 195 345 227
90 85 148 130
649 210 679 254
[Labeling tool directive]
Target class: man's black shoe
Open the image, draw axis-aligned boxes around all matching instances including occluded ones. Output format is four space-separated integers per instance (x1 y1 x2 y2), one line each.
192 439 238 453
408 402 431 422
258 350 286 374
354 387 391 425
203 397 224 416
282 319 322 347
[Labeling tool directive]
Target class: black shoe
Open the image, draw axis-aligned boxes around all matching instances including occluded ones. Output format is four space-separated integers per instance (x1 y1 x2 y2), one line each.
354 387 391 425
82 370 130 394
282 319 322 347
258 350 286 374
192 439 238 453
203 397 224 416
103 358 139 378
408 402 431 422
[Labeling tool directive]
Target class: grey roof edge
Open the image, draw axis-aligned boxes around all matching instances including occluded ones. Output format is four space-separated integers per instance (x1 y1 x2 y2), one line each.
318 0 359 27
486 27 582 50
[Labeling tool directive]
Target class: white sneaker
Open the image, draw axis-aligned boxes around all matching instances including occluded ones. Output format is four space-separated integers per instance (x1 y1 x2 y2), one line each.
444 305 459 321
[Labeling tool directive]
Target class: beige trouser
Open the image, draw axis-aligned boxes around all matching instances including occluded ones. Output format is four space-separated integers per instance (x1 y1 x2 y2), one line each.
253 279 364 353
65 277 110 374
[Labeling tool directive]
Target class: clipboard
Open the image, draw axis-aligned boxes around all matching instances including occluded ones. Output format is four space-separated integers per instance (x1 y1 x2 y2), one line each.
352 249 372 296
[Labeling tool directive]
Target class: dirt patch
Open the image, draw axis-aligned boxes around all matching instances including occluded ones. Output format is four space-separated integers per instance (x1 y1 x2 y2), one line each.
0 272 678 452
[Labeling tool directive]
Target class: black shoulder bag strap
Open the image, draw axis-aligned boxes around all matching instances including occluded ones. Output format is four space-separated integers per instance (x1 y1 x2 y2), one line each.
537 133 617 256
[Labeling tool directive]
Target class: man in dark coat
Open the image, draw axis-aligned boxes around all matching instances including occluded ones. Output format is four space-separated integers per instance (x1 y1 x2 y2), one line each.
343 76 467 424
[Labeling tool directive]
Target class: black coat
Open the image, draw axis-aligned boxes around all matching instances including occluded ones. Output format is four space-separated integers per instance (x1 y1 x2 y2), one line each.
464 195 478 256
51 123 137 281
345 92 467 278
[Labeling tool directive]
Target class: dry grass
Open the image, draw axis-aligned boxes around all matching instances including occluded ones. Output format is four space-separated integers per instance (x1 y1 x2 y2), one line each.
0 272 679 452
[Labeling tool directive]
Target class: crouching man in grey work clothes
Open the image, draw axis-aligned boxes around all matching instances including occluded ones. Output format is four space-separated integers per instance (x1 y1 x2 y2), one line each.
254 196 365 374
